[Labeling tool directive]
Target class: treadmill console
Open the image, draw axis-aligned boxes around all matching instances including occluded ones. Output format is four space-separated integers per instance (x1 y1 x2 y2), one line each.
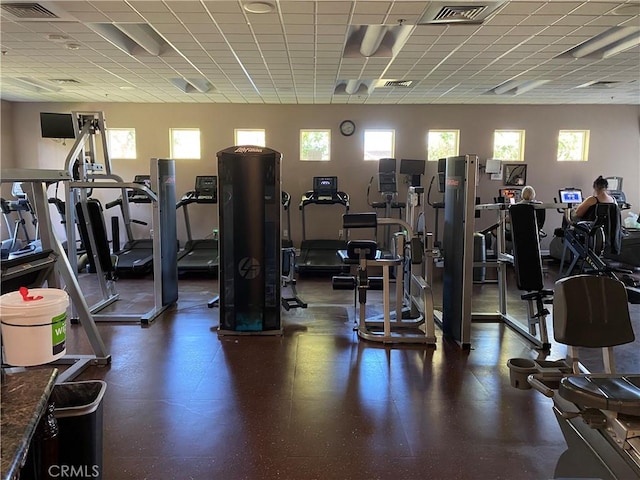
128 175 152 202
610 190 630 209
301 177 349 208
498 188 522 204
194 175 217 203
313 176 338 200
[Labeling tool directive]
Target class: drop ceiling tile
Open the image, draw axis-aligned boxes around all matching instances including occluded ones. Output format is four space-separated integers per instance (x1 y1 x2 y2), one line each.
317 14 351 25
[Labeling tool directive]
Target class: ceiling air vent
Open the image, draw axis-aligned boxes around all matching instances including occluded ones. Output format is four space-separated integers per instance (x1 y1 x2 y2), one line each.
577 81 620 89
418 2 504 25
1 3 59 19
49 79 83 85
382 80 413 87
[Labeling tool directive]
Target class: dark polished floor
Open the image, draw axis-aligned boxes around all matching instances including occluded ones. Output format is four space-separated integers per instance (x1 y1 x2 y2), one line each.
65 264 640 480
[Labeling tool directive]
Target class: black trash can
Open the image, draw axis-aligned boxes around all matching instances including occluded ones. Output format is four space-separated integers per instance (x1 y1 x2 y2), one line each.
51 380 107 480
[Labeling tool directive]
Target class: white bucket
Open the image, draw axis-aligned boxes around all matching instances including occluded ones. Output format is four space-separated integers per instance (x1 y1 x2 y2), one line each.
0 288 69 366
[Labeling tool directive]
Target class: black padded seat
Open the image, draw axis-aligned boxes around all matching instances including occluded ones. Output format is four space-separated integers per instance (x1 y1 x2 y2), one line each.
347 240 377 260
559 375 640 416
338 248 381 264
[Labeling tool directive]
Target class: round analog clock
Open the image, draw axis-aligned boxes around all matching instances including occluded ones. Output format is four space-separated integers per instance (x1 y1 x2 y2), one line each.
339 120 356 136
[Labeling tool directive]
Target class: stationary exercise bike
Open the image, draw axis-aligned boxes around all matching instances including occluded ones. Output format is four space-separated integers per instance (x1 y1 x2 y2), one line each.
559 202 640 303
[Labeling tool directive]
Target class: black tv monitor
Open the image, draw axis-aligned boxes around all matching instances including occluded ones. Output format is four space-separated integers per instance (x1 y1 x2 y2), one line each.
504 163 527 186
313 176 338 196
399 159 426 175
40 112 76 139
437 158 446 193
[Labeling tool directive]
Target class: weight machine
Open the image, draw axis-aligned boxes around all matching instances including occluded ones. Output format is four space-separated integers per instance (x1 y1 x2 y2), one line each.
60 111 178 324
509 274 640 480
334 166 435 345
437 155 577 349
0 168 110 383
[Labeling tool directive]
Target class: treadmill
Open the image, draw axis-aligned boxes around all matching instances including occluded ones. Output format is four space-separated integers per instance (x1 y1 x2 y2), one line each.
107 174 154 275
297 176 349 274
177 175 219 274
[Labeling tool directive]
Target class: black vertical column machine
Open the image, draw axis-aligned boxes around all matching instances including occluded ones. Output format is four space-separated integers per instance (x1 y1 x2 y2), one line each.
217 146 282 334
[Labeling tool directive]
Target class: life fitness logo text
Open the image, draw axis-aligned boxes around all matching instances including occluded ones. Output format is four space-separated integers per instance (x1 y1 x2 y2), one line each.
238 257 261 279
234 147 263 153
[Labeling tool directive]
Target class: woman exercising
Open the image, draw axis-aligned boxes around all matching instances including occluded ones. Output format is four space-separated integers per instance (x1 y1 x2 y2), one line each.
575 176 616 221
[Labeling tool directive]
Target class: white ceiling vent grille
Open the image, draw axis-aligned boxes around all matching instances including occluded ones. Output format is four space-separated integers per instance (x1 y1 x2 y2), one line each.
382 80 413 87
49 78 83 85
1 2 75 21
1 3 58 19
576 81 621 89
418 2 504 25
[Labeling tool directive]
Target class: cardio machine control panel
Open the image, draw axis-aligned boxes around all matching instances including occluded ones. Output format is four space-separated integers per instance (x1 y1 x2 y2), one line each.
497 188 522 204
300 190 349 207
558 188 583 205
300 176 349 207
127 175 152 203
194 176 217 203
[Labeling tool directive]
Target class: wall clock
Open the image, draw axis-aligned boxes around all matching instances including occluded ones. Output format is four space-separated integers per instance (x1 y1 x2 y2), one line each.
339 120 356 136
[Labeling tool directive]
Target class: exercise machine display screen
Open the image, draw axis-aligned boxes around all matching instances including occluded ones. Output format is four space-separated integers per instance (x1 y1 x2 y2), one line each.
313 176 338 197
605 176 622 192
499 188 522 204
559 189 583 204
378 158 397 193
128 175 152 200
195 175 217 201
399 159 426 175
437 158 446 193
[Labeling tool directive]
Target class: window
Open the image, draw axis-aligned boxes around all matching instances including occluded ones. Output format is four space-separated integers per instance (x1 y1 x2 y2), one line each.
364 129 394 161
170 128 201 159
427 130 459 161
557 130 590 162
107 128 136 159
300 130 330 161
235 129 265 147
493 130 525 161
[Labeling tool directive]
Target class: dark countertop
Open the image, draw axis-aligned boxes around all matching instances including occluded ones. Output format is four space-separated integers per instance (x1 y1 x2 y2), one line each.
1 368 58 480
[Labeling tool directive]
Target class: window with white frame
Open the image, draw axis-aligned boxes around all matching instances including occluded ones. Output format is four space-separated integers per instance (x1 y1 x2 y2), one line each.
557 130 590 162
493 130 525 161
427 130 459 161
107 128 136 159
300 130 331 161
364 129 394 161
235 129 266 147
170 128 201 159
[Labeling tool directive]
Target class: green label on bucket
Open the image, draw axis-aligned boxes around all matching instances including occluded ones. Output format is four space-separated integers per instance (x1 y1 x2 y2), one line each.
51 312 66 355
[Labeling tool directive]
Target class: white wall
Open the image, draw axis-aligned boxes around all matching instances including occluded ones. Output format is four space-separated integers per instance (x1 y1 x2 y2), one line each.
3 101 639 249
